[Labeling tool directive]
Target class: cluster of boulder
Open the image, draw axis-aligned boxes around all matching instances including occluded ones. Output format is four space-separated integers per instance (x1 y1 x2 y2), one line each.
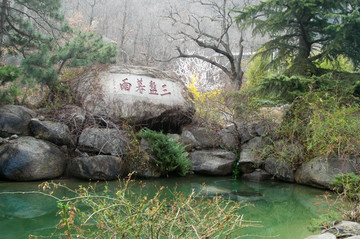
1 102 358 191
0 103 237 181
0 65 359 191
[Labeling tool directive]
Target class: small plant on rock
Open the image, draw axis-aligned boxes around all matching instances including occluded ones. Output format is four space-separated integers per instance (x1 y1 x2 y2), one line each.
137 128 192 176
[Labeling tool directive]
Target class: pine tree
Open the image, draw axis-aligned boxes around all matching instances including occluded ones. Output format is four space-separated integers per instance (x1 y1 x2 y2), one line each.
0 0 65 60
0 0 117 92
235 0 360 75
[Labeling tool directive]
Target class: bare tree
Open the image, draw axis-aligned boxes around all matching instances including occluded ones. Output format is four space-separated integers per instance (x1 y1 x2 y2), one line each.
163 0 249 89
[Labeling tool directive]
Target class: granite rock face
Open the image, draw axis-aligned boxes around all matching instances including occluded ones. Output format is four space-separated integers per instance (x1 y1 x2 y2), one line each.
295 157 359 189
238 137 264 174
190 150 237 176
77 127 129 156
30 119 74 146
264 158 295 182
73 65 194 132
68 155 126 180
183 126 221 149
0 105 36 137
0 136 67 181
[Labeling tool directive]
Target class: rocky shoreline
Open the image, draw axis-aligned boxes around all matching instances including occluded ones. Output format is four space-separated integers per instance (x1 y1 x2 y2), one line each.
0 104 358 189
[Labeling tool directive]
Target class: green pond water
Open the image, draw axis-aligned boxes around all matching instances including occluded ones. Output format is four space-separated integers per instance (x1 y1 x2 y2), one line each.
0 176 325 239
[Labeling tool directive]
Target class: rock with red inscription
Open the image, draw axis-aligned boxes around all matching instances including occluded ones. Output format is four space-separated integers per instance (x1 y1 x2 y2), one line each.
72 65 194 132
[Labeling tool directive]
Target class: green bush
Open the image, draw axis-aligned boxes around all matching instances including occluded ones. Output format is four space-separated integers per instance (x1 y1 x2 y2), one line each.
306 103 360 158
309 173 360 230
254 74 311 103
252 73 360 104
332 173 360 202
274 83 360 160
137 128 192 176
0 65 21 84
0 65 22 105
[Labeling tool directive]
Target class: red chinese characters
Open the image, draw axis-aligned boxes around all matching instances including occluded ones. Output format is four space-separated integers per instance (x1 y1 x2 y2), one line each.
120 78 132 91
136 78 146 94
160 84 171 96
120 78 172 96
149 81 159 95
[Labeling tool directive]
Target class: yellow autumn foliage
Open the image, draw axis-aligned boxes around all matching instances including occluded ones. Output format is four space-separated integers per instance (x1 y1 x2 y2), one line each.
187 74 226 125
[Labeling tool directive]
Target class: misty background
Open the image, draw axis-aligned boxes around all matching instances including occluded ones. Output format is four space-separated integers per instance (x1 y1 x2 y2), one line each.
61 0 266 84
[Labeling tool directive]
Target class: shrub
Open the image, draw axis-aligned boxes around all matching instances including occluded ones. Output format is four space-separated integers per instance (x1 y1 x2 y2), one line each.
310 173 360 231
306 103 360 158
243 54 280 88
32 179 255 238
187 75 228 125
316 55 356 73
0 65 22 104
252 73 360 105
332 173 360 202
137 128 192 176
254 75 312 103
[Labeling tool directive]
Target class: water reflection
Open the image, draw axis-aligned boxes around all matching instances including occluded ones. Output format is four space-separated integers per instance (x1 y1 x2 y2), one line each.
0 176 325 239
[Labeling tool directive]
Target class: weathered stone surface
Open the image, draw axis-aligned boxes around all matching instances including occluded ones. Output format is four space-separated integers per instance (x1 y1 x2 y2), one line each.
184 126 221 149
241 169 273 181
224 119 275 145
295 157 358 189
56 105 87 130
332 221 360 236
0 105 36 137
179 130 200 151
220 125 240 150
238 137 264 174
264 158 295 182
304 232 336 239
190 150 237 176
30 119 74 146
68 155 126 180
78 127 129 156
228 122 253 144
126 138 162 178
72 65 194 132
0 136 66 181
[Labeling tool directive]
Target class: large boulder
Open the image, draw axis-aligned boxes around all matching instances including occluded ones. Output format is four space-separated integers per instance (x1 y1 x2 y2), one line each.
220 126 240 150
223 119 276 145
183 126 221 149
179 130 201 152
0 137 67 181
77 127 129 156
0 105 36 137
264 158 295 182
238 137 264 174
330 221 360 236
72 65 194 132
68 155 126 180
295 157 359 189
190 150 237 176
29 119 74 146
307 221 360 239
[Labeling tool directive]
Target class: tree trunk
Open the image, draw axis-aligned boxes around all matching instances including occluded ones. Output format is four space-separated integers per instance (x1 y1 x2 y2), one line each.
234 33 244 89
0 0 8 63
297 23 311 60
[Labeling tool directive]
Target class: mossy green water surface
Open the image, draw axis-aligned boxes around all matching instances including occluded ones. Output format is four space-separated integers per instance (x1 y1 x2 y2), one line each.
0 176 324 239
